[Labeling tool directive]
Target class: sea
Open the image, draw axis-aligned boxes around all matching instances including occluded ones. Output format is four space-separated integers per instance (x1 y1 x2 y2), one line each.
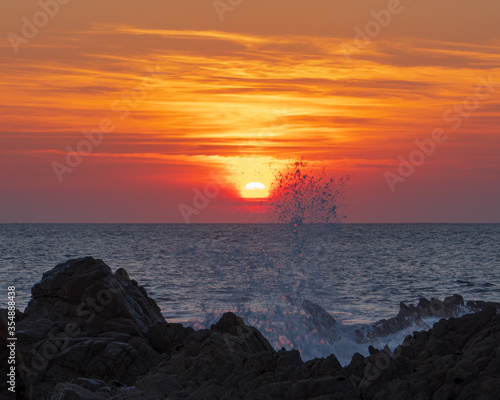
1 223 499 365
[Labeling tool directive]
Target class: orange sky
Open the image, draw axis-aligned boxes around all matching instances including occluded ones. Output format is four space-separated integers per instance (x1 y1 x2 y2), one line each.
1 0 499 222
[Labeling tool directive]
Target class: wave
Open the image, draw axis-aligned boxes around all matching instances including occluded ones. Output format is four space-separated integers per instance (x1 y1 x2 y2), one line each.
193 294 500 365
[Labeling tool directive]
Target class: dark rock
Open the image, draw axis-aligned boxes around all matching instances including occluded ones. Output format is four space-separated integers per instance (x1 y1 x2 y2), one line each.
5 258 500 400
146 322 193 355
210 311 245 333
302 299 339 343
49 382 100 400
466 299 500 313
13 258 166 398
345 352 366 381
23 257 164 339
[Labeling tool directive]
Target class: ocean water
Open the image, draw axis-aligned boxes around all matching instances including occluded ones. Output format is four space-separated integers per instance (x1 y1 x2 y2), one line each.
1 223 499 364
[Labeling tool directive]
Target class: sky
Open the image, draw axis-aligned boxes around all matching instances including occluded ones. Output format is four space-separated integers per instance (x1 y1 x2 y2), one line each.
0 0 499 223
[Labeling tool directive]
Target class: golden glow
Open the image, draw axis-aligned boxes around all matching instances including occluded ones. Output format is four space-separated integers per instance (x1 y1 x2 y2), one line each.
245 182 266 190
241 182 268 199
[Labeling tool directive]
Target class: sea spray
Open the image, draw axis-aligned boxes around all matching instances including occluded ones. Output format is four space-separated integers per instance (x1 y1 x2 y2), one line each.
253 159 349 359
191 159 354 360
184 161 473 364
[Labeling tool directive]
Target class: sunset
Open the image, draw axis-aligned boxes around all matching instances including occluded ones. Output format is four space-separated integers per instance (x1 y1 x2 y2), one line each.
1 1 500 399
241 182 268 199
1 0 499 223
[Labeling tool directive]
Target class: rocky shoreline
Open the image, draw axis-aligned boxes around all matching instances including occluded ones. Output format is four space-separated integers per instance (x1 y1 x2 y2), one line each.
1 257 500 399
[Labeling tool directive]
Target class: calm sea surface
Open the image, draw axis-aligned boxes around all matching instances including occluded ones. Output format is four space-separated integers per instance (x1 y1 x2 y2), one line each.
1 223 499 362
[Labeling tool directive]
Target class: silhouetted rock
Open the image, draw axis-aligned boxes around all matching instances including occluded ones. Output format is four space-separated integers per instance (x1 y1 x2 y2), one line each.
343 306 500 399
302 299 340 343
23 257 164 338
352 293 500 343
2 257 499 400
146 322 194 355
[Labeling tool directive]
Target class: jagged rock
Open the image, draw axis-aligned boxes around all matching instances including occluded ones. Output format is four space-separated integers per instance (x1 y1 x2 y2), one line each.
209 312 275 354
210 312 245 333
13 257 166 398
353 294 496 343
4 258 500 400
22 257 164 340
302 300 339 343
348 307 500 400
466 299 500 313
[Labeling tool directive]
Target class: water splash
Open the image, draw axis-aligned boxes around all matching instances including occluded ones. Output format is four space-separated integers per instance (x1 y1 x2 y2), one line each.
192 159 454 365
264 158 348 225
194 299 471 365
259 158 349 319
200 158 354 361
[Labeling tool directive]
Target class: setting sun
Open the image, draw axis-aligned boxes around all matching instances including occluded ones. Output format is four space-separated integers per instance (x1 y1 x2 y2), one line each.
241 182 269 199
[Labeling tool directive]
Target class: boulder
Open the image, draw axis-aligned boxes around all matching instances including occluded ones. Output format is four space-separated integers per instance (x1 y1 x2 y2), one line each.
146 322 194 355
22 257 164 339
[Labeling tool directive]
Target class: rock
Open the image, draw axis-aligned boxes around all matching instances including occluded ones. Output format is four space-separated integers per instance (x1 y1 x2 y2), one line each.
5 258 500 400
307 375 358 399
134 372 183 398
23 257 164 339
210 312 245 333
209 312 275 354
354 294 494 343
13 258 166 398
275 348 303 380
302 300 339 343
466 299 500 313
353 306 500 400
345 352 366 382
50 382 100 400
146 322 193 355
46 339 153 385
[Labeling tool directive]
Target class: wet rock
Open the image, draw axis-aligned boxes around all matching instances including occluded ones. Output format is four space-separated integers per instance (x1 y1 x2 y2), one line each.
5 258 500 400
353 307 500 400
302 300 339 343
466 299 500 313
353 294 493 343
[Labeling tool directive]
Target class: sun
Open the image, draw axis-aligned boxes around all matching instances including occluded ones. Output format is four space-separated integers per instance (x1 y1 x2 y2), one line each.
245 182 266 190
241 182 269 199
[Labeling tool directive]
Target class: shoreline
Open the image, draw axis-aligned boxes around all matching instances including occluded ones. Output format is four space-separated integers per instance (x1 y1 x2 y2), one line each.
1 257 499 399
